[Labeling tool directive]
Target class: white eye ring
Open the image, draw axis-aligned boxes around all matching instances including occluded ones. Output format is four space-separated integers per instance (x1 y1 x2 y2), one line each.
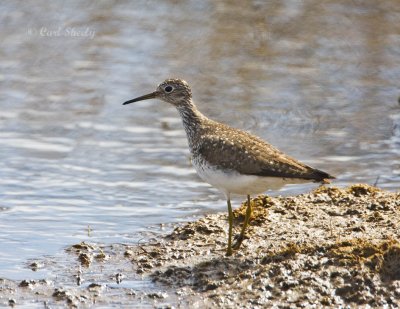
164 85 174 93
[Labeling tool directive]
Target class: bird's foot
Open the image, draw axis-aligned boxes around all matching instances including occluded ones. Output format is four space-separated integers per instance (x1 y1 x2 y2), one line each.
232 233 248 250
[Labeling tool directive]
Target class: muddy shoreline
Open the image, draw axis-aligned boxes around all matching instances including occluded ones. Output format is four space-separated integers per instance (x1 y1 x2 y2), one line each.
1 184 399 308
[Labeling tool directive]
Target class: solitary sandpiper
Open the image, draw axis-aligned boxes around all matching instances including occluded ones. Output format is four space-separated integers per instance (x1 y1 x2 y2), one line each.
123 78 334 256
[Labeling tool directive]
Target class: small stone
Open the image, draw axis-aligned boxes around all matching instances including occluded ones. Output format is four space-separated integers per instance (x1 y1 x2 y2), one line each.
87 283 102 291
147 292 168 299
78 253 91 267
19 280 35 287
124 250 134 257
52 288 68 300
29 262 40 271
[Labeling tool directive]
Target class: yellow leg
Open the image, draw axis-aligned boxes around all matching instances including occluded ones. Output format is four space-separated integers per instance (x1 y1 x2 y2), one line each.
233 194 252 250
226 195 233 256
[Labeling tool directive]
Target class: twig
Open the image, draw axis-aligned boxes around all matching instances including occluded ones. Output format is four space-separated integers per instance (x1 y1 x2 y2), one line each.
373 176 380 187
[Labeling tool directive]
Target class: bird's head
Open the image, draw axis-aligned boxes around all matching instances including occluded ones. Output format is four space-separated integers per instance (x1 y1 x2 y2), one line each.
123 79 192 107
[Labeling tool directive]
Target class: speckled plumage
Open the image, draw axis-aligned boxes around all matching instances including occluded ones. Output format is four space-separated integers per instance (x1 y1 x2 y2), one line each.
123 78 335 255
189 118 331 181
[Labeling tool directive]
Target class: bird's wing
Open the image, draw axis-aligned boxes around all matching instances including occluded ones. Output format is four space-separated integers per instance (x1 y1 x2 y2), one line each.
196 126 333 181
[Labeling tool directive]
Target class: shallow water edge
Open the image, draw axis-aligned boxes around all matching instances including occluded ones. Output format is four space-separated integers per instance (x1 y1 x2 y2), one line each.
1 184 399 308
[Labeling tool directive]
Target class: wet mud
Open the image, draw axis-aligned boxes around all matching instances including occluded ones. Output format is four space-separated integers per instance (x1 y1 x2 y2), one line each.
1 184 399 308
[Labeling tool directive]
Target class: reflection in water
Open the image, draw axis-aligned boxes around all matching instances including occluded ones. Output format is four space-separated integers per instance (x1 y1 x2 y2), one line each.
0 0 399 280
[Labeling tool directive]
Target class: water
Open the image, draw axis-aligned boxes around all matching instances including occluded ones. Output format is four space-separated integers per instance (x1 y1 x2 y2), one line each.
0 0 399 281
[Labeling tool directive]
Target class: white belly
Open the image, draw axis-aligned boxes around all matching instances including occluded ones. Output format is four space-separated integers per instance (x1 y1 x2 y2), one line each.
193 161 308 196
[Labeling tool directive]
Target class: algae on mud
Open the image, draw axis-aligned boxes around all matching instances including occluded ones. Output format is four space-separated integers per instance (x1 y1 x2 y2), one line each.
1 184 399 307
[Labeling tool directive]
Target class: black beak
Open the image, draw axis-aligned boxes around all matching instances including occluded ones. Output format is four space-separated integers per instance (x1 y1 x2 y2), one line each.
123 91 159 105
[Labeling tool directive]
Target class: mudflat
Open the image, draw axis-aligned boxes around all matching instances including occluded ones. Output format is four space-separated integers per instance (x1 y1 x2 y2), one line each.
2 184 399 308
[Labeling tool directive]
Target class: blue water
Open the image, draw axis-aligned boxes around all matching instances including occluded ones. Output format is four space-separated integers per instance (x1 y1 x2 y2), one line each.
0 0 399 281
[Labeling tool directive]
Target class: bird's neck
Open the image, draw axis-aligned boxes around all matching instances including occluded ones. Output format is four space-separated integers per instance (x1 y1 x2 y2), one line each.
176 99 206 146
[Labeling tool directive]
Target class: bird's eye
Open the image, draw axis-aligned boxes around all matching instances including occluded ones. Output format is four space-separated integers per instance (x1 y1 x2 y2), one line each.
164 86 173 93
